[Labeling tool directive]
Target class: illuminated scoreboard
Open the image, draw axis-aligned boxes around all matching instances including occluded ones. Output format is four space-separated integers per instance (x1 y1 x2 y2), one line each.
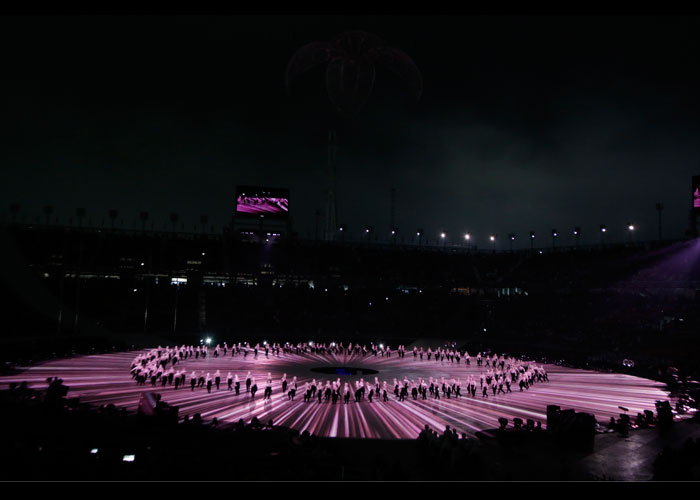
235 186 290 218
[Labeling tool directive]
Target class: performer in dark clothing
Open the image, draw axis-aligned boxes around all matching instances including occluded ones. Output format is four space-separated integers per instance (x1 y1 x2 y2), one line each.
250 381 258 399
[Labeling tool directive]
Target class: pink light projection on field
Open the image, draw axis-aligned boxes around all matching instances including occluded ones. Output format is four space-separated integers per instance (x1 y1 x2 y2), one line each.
0 350 672 439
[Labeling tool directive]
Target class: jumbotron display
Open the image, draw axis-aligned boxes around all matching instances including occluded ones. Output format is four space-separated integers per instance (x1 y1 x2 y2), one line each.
235 186 289 217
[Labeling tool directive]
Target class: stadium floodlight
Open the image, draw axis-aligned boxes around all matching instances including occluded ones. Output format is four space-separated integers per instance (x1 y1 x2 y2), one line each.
206 338 212 345
628 223 635 231
464 233 471 240
507 233 515 251
489 235 495 241
440 232 446 238
600 224 607 232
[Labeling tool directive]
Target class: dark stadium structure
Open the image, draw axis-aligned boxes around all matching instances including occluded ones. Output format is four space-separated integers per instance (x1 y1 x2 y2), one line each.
1 220 699 480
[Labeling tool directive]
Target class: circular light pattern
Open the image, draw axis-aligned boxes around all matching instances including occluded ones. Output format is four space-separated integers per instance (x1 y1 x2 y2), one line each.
0 348 672 439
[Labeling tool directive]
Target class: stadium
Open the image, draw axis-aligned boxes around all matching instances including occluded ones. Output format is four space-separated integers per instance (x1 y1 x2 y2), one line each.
2 15 700 482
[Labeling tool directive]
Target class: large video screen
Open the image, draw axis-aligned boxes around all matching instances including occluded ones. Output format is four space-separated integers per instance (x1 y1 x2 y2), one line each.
235 186 289 217
694 176 700 211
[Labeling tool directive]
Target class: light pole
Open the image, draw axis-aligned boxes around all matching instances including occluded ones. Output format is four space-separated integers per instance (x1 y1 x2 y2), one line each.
551 229 558 249
140 211 149 232
109 209 119 230
169 213 178 234
464 232 471 250
416 229 423 247
600 224 607 245
627 223 635 243
529 231 535 251
43 205 54 226
656 202 664 241
573 226 580 248
508 233 515 252
76 208 86 228
314 209 321 241
490 235 496 252
9 202 20 224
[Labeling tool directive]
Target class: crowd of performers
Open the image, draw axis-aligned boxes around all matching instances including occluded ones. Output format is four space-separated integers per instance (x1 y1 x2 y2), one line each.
129 341 549 404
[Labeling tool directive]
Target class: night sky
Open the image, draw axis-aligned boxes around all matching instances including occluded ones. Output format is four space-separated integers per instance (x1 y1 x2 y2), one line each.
2 15 699 247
